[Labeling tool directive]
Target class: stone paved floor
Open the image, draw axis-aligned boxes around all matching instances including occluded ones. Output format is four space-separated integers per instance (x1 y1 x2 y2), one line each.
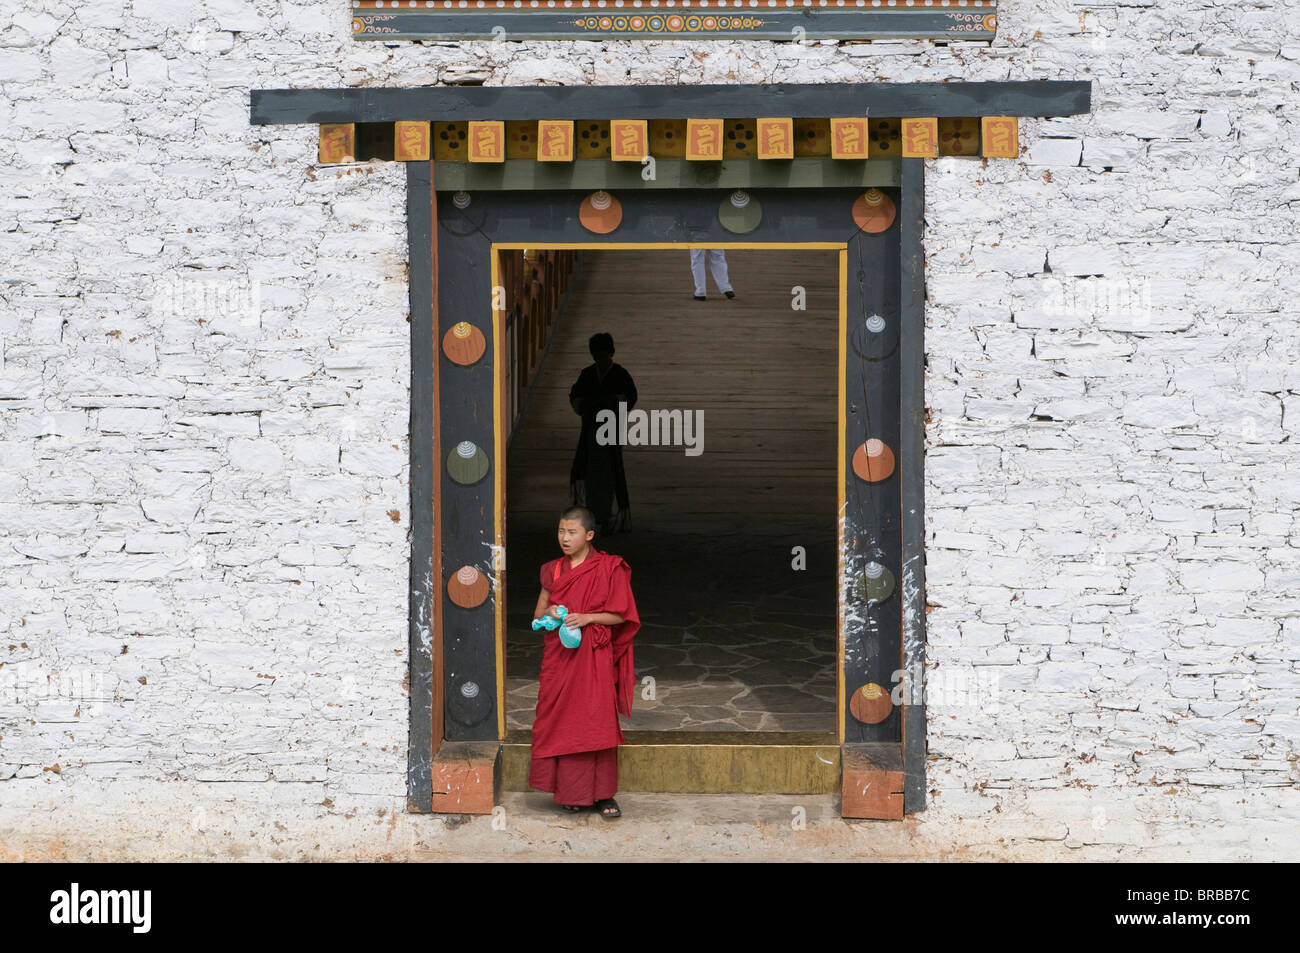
506 528 837 732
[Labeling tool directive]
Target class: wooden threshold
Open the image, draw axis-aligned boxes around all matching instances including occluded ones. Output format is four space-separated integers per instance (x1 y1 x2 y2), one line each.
502 729 847 795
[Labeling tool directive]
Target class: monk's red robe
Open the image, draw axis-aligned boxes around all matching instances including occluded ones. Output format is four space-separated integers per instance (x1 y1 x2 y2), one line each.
528 549 639 803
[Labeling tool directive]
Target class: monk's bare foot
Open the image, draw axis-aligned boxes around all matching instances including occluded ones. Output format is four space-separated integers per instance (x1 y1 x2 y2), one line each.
560 803 585 813
595 798 621 819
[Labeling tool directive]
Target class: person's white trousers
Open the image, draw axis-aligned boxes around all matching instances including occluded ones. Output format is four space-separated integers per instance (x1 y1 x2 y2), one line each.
690 248 733 297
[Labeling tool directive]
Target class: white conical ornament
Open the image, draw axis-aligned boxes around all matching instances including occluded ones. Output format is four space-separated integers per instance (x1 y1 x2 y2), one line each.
447 440 490 484
719 190 762 234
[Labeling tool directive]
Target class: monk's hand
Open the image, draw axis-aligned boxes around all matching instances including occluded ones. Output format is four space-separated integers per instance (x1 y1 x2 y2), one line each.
564 612 590 628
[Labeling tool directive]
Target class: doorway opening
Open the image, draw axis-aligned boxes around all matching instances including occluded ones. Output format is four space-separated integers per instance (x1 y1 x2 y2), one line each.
504 248 840 741
431 186 911 806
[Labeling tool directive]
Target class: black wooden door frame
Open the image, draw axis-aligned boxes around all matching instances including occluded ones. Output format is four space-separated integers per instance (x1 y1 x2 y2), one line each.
248 81 1093 816
428 187 902 759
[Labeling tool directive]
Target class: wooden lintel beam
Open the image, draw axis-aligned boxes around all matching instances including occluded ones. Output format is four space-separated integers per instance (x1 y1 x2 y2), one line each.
253 81 1092 127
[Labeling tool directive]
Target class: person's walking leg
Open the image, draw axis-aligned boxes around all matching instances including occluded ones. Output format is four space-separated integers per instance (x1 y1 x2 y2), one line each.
708 249 734 296
689 248 708 298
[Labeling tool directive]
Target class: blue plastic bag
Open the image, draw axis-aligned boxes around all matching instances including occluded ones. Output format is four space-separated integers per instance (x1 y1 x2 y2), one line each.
532 605 582 649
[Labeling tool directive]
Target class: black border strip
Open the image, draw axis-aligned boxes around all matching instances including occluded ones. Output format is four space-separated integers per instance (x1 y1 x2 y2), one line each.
407 160 435 812
899 157 927 813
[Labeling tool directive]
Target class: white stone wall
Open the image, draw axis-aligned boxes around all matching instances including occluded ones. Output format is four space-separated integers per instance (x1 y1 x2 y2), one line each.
1 0 1296 859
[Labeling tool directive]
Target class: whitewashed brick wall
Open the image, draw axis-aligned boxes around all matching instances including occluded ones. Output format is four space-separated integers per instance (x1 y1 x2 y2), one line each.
1 0 1295 859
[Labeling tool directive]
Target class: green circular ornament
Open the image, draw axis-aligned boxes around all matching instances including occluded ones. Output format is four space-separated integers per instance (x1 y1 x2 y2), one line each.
856 560 896 605
718 190 762 234
447 440 490 485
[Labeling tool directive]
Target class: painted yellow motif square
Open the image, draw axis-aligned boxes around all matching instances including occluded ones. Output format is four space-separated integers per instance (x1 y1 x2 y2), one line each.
394 121 430 162
610 120 649 161
900 118 939 158
830 118 870 159
319 123 355 164
756 118 794 159
468 121 505 162
537 120 575 161
686 119 724 160
981 116 1019 157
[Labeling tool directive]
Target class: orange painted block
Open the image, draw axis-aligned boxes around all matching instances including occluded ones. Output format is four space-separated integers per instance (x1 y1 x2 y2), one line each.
318 123 355 164
830 118 871 159
610 120 649 161
394 121 431 161
685 118 724 160
981 116 1019 157
468 121 506 162
840 745 904 820
900 117 939 158
537 120 575 162
430 742 500 815
756 118 794 159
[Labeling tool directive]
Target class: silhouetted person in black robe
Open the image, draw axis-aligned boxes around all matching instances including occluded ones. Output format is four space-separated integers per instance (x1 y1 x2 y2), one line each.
569 333 637 535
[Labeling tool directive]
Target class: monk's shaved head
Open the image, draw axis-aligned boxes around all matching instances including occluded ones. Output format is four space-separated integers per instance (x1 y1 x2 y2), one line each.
560 506 596 533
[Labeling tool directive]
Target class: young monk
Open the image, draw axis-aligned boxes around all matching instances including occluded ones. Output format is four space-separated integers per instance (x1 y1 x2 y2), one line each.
529 505 640 819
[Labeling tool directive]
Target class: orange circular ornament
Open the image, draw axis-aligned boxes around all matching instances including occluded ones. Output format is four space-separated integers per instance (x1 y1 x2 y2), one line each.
852 438 896 482
442 321 486 366
579 190 622 235
849 682 893 725
852 189 897 234
447 565 490 609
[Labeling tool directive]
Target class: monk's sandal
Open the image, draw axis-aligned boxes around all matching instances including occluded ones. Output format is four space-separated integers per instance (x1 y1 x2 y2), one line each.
595 798 621 819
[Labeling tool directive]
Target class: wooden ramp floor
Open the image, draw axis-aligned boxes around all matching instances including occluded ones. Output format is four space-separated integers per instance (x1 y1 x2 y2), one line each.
506 249 841 735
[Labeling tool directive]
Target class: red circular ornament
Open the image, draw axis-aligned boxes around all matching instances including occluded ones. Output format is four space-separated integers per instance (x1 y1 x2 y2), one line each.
447 565 490 608
442 321 486 366
849 683 893 725
852 189 897 234
852 438 896 482
579 191 622 234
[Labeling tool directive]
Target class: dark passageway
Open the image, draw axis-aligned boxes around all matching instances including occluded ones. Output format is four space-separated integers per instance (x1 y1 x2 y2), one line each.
506 248 840 733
